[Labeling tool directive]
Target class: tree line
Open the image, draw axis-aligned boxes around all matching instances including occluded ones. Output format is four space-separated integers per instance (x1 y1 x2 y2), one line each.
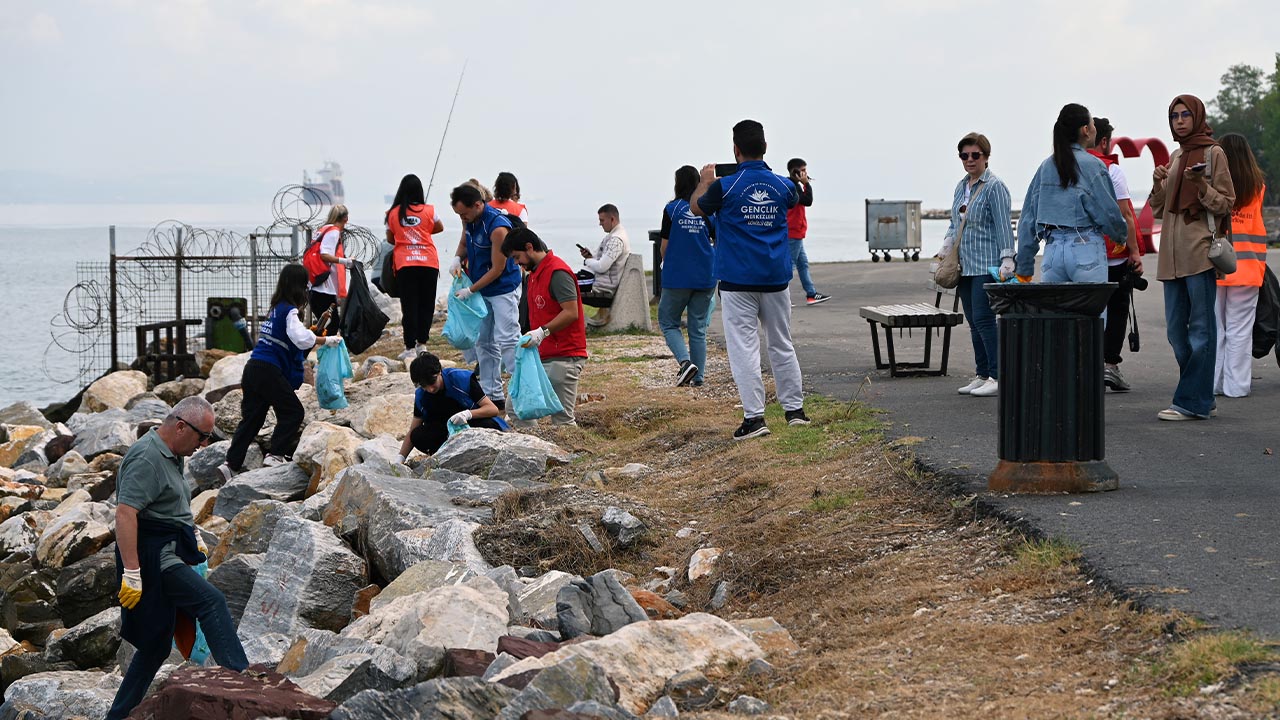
1208 53 1280 205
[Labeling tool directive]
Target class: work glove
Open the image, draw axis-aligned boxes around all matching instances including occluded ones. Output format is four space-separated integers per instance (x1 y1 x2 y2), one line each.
119 568 143 610
522 327 548 348
998 258 1016 281
449 257 463 278
339 257 355 267
449 409 473 426
1016 275 1033 283
454 286 473 302
395 453 406 465
323 335 343 347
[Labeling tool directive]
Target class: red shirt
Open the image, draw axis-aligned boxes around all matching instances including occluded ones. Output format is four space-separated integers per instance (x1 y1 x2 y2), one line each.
387 204 439 271
526 250 587 360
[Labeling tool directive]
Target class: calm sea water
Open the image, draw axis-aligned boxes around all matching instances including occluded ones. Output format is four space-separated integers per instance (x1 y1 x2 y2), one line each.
0 202 950 407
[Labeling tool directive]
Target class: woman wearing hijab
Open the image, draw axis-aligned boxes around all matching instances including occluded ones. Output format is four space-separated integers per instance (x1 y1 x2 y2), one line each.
1148 94 1235 421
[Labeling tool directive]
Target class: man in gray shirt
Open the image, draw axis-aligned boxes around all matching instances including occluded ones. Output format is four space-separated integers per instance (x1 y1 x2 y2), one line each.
108 396 248 720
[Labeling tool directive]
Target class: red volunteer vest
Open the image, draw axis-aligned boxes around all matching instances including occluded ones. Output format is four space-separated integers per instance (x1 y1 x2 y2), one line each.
526 250 587 360
315 224 348 298
388 204 440 272
1087 149 1141 260
488 199 527 220
1220 188 1268 288
786 187 807 239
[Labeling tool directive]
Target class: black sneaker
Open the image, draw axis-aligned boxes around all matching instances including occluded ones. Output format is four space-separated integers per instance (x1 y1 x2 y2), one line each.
785 409 811 426
492 398 505 412
733 416 770 441
806 293 832 306
675 360 698 387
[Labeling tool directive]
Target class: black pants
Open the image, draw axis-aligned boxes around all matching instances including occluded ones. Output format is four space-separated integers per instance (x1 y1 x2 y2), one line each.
411 416 504 455
225 360 305 469
397 265 439 349
308 290 340 335
1104 263 1133 365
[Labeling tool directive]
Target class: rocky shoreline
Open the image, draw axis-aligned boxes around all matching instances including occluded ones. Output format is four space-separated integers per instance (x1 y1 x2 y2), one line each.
0 318 796 718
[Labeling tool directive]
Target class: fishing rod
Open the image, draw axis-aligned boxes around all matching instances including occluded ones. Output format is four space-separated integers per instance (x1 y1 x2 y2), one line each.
425 60 468 202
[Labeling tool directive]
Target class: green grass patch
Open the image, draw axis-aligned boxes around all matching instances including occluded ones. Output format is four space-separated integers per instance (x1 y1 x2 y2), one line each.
762 396 886 456
808 489 866 512
1013 537 1081 571
1149 631 1277 696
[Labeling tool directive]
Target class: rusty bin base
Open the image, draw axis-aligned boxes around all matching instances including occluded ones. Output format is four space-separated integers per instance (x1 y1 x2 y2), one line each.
988 459 1119 494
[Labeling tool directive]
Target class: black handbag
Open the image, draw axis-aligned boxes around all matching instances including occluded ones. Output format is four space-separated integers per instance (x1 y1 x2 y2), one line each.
379 246 399 298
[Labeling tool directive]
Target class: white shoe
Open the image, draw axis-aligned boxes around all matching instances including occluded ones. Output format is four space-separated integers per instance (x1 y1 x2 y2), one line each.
957 376 986 395
970 378 999 397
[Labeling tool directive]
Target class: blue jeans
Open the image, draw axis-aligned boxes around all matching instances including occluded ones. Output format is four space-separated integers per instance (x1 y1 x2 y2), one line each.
957 275 999 379
659 288 715 383
789 239 817 297
107 564 249 720
1040 229 1107 283
1163 269 1218 417
476 289 521 402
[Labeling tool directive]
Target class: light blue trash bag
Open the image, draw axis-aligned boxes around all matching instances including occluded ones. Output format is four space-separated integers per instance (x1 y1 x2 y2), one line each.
316 338 353 410
442 275 490 350
175 559 212 664
509 339 564 420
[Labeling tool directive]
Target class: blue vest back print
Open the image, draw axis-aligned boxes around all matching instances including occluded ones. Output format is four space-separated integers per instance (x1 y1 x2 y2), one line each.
662 199 715 290
466 205 521 297
250 303 306 388
708 160 798 287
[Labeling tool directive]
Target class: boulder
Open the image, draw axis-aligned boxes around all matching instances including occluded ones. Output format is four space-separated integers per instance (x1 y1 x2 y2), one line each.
390 519 491 578
278 628 416 691
65 472 116 502
44 607 120 670
484 565 524 623
33 502 113 570
0 567 62 645
340 578 509 677
211 388 273 438
370 560 475 613
356 357 401 382
0 480 43 503
238 516 367 650
488 613 766 715
354 435 404 467
485 445 553 487
281 636 416 703
191 489 218 524
556 571 649 640
212 463 310 519
517 570 577 628
0 628 16 656
322 466 491 583
294 422 364 493
495 655 619 720
440 648 494 678
206 552 264 626
128 665 336 719
196 348 236 378
42 433 75 465
0 402 53 431
665 669 716 711
0 512 51 557
186 440 263 495
80 370 148 413
44 451 89 488
207 500 293 568
86 452 123 474
351 393 415 439
55 551 117 628
731 617 800 658
646 695 679 717
0 669 121 719
687 548 722 582
203 352 250 399
727 695 771 715
430 428 572 478
434 470 517 505
496 636 563 661
0 497 26 524
0 426 46 469
0 652 78 696
153 377 205 405
330 677 518 720
601 507 646 547
66 412 135 459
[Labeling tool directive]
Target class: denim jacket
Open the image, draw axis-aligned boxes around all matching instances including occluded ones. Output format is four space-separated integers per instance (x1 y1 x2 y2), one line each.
1015 144 1128 276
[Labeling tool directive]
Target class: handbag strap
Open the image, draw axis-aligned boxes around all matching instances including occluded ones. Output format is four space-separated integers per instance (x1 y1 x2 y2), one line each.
956 179 987 243
1201 151 1226 238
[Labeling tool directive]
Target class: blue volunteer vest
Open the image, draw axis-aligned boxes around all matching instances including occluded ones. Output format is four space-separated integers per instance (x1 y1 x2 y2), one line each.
710 160 797 287
662 199 715 290
465 205 521 297
415 368 510 430
249 303 306 389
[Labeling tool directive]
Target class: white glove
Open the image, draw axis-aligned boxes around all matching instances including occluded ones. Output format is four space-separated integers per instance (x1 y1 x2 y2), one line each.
998 257 1016 281
339 257 355 267
449 409 472 426
449 256 462 277
323 335 343 347
522 327 548 348
454 286 473 301
936 235 955 259
395 453 406 465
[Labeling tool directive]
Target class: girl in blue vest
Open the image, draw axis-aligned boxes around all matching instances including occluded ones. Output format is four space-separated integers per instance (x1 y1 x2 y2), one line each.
220 264 341 480
659 165 716 387
398 352 508 461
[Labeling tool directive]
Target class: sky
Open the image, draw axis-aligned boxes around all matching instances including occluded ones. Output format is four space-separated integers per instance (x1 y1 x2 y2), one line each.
3 0 1278 221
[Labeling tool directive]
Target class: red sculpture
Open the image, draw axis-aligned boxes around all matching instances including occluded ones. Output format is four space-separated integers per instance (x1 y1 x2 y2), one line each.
1108 136 1170 254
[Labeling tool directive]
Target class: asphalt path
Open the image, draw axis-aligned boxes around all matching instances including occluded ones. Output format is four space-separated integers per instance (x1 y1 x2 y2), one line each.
710 258 1279 637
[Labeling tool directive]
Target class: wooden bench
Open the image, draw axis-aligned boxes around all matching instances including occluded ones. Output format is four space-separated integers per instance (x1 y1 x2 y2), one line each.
859 287 964 377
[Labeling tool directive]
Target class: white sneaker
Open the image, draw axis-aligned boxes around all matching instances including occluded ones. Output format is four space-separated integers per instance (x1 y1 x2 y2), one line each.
957 376 986 394
970 378 999 397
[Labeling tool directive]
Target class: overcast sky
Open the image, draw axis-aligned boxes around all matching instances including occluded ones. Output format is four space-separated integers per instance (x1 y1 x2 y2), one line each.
3 0 1278 220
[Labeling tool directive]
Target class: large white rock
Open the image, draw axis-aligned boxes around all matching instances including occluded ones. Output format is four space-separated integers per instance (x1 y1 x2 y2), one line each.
294 422 365 493
203 352 250 398
487 613 765 715
0 670 122 719
81 370 148 413
212 463 310 519
389 519 491 578
0 401 53 430
0 511 53 556
45 450 90 487
34 502 114 569
352 393 415 439
370 560 475 612
431 428 573 480
516 570 577 627
66 411 136 459
0 425 46 469
279 627 417 697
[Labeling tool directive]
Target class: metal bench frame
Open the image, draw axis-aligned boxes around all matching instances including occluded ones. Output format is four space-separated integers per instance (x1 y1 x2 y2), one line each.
859 291 964 377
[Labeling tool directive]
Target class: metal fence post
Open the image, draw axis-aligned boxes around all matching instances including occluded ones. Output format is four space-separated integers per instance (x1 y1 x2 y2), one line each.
175 227 184 326
109 226 118 371
249 233 260 338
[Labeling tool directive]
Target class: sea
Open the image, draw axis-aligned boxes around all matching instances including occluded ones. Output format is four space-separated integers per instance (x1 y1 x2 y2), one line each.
0 202 951 408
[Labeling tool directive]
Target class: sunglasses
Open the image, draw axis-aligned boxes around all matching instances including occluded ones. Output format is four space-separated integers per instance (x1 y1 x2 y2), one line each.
1169 111 1193 121
959 152 984 161
177 416 215 444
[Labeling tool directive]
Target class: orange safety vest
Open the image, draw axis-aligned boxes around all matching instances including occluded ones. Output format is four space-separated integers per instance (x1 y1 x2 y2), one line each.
488 199 527 221
388 204 440 272
1220 188 1268 288
313 224 348 298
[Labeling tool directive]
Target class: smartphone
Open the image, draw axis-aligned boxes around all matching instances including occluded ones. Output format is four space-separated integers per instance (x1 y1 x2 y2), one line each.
714 163 738 177
576 243 589 253
1189 162 1207 173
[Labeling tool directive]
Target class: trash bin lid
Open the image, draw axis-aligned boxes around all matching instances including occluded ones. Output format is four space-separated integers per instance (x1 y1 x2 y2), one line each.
984 282 1117 316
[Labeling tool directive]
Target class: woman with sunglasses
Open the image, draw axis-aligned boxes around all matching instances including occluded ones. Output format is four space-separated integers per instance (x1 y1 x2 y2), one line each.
1149 95 1235 420
220 264 341 481
937 132 1015 398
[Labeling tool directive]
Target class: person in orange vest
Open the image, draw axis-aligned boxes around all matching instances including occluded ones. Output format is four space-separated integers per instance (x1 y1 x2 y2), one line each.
501 226 588 426
1215 133 1268 397
385 174 446 359
489 172 529 224
309 204 353 335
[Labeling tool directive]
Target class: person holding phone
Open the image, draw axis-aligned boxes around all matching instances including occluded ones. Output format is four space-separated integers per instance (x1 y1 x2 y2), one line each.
1149 94 1236 420
579 204 631 327
785 158 830 306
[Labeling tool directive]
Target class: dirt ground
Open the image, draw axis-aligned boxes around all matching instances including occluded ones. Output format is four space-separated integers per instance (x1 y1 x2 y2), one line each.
367 329 1280 719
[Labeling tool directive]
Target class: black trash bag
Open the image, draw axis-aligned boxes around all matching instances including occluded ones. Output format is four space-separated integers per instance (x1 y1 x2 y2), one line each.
1252 265 1279 362
378 244 399 298
985 282 1117 316
341 263 389 355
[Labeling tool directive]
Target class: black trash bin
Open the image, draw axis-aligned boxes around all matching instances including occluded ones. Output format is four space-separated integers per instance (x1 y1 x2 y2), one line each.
984 282 1119 493
648 229 662 301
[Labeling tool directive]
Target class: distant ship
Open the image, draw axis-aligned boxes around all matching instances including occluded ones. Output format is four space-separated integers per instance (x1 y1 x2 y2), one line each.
302 161 345 206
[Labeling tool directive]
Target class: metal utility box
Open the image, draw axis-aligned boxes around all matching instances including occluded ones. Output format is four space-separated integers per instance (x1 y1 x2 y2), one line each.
205 297 253 353
866 199 922 262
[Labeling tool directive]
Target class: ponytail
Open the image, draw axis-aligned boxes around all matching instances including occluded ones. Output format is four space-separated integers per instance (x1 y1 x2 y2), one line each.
1052 103 1090 189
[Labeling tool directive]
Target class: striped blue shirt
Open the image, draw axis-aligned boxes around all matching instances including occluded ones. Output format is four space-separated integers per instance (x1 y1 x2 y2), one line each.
943 169 1015 276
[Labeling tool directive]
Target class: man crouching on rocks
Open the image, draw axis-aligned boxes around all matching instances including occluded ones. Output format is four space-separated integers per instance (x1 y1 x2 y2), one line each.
108 396 248 720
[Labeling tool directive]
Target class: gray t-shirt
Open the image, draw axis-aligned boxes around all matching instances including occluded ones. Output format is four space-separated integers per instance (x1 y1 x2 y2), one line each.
116 429 194 571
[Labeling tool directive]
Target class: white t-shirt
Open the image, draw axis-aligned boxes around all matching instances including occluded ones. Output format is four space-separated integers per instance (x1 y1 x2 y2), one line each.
1107 165 1132 266
312 228 344 296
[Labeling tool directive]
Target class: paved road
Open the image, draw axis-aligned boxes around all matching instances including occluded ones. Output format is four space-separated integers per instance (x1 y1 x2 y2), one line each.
713 259 1279 637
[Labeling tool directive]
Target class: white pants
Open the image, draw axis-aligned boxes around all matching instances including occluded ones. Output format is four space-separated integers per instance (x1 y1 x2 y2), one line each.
476 289 521 402
720 290 805 418
1214 284 1259 397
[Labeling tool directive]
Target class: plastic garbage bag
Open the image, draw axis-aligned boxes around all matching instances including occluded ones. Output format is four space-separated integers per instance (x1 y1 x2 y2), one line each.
987 266 1019 284
340 263 389 355
173 560 211 664
316 338 353 410
509 339 564 420
442 274 490 350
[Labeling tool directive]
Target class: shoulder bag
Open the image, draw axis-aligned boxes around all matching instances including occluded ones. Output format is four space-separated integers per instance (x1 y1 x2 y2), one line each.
934 180 985 289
